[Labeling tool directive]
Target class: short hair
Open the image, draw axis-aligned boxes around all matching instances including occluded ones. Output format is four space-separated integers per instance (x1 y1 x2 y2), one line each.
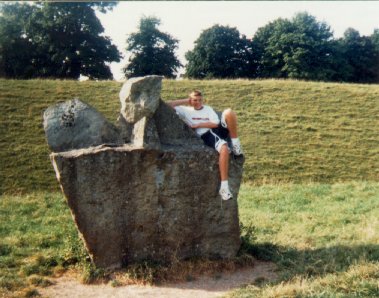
189 90 202 98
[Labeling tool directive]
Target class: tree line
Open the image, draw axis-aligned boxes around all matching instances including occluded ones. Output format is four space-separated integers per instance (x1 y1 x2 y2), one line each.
1 2 378 83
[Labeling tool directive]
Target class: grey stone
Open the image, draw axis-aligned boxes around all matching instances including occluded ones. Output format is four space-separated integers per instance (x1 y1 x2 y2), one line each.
51 145 243 268
116 113 133 143
44 75 244 269
119 75 163 123
131 116 161 150
153 100 204 146
43 99 122 152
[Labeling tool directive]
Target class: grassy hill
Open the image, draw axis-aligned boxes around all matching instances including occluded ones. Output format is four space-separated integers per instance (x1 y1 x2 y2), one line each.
0 78 378 194
1 78 378 297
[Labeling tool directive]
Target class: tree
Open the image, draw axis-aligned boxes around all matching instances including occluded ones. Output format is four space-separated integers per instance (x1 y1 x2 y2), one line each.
0 3 38 78
123 16 182 78
370 29 379 82
371 29 379 51
338 28 379 83
185 25 255 79
252 12 338 81
0 2 121 80
251 18 292 78
284 13 337 81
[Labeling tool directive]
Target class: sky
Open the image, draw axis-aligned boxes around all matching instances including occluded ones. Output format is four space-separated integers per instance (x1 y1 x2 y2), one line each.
96 1 379 81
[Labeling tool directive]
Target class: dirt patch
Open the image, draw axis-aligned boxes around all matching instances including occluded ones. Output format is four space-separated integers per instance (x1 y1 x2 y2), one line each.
39 261 277 298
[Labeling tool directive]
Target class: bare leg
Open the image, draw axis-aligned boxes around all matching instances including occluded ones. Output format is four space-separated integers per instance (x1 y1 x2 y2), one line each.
223 108 243 156
223 108 238 138
219 144 229 181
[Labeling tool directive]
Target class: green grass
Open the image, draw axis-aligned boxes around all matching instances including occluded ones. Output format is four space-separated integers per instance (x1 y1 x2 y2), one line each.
0 79 378 194
230 181 379 297
0 192 87 298
1 182 378 297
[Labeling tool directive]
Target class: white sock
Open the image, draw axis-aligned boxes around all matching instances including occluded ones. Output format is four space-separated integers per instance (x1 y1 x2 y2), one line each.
231 138 240 146
220 180 229 189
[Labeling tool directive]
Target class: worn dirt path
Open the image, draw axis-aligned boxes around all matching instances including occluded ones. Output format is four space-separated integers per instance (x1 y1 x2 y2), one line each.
39 261 277 298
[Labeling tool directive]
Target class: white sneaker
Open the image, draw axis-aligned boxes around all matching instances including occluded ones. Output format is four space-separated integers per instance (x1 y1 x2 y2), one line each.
232 142 243 156
219 187 233 201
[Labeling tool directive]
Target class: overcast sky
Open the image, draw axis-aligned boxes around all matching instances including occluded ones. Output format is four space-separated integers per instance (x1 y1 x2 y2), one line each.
96 1 379 81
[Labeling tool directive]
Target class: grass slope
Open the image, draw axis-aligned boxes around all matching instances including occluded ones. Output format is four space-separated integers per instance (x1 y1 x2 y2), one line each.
0 79 378 194
1 78 378 296
172 79 379 184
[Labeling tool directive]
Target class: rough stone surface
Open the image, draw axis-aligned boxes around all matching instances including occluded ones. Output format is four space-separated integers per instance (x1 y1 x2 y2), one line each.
116 113 133 143
43 99 122 152
51 145 243 268
119 75 163 123
153 100 204 146
131 116 161 150
44 75 244 269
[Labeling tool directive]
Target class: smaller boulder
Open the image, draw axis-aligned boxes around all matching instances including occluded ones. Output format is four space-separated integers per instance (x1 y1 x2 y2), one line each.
119 75 163 123
43 99 122 152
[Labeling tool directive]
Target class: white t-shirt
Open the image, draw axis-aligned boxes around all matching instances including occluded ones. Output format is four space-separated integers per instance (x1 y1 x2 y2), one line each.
175 105 220 136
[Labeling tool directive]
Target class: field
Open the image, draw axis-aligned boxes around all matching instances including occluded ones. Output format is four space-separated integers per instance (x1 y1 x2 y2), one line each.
0 78 378 297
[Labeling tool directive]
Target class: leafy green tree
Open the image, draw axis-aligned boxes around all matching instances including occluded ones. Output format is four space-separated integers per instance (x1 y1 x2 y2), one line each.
251 18 292 78
284 13 337 81
370 29 379 51
0 2 121 79
339 28 379 83
370 29 379 82
185 25 255 79
252 12 338 81
323 40 353 82
0 3 38 78
123 16 182 78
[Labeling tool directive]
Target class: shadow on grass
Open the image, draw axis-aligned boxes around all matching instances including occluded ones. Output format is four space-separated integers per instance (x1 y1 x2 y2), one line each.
78 225 379 292
245 242 379 280
98 242 379 293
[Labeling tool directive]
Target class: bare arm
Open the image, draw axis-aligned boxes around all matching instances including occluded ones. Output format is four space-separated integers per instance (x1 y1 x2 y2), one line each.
167 98 190 109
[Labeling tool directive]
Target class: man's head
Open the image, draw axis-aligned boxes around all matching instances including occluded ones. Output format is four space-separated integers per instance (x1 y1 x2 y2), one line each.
189 90 203 110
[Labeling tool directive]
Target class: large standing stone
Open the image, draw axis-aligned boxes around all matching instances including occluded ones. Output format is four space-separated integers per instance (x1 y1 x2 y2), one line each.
44 76 244 269
51 145 243 268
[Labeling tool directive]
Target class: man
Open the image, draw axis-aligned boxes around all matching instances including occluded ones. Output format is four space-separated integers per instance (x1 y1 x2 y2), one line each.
168 90 243 201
